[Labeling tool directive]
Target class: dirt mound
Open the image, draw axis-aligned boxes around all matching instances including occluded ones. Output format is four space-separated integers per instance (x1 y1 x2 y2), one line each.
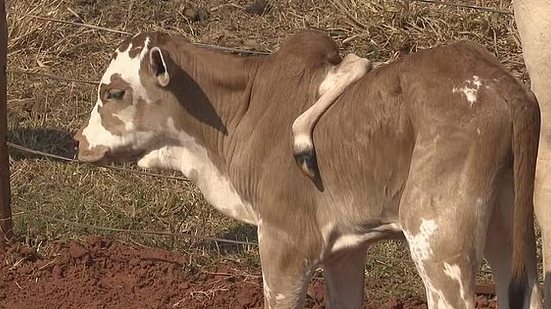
0 236 264 308
0 237 496 308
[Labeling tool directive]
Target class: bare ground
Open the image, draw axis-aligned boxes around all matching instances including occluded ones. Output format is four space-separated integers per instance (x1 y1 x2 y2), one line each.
0 236 496 308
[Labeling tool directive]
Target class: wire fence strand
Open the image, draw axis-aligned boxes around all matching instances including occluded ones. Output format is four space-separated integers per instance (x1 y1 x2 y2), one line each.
9 12 132 35
7 143 502 274
9 12 271 55
6 0 511 86
7 142 190 182
409 0 513 15
19 207 258 246
9 69 99 85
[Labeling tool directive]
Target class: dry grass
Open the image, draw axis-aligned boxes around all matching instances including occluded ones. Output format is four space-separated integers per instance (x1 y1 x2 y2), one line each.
4 0 528 304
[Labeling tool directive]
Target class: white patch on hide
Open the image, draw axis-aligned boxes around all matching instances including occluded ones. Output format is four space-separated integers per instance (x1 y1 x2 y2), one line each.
137 118 257 224
452 75 482 106
443 263 470 306
114 105 138 131
319 222 402 260
404 218 453 308
404 218 437 261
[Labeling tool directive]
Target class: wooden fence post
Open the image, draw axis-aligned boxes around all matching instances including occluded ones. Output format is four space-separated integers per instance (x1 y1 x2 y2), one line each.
0 0 13 251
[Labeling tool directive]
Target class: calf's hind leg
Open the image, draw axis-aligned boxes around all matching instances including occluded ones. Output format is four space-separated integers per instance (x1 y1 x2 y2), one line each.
399 143 497 308
484 171 542 308
323 247 367 309
402 214 480 309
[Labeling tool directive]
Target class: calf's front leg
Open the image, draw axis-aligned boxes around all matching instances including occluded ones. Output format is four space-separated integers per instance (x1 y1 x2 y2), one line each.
258 223 317 309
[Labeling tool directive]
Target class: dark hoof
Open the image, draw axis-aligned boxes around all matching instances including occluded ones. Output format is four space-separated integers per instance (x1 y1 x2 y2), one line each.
293 145 324 191
293 148 317 179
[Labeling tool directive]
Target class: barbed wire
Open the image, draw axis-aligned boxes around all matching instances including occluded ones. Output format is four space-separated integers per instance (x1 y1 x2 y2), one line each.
18 205 502 279
6 143 500 272
10 0 512 61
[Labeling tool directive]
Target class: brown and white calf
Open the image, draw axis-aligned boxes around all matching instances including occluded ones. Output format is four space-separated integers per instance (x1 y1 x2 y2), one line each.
74 30 542 308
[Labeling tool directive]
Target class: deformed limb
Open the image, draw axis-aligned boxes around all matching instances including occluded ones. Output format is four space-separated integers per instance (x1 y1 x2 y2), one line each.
292 53 372 181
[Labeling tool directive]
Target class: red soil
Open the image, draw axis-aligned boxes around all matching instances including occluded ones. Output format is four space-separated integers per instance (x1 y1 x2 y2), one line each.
0 236 496 308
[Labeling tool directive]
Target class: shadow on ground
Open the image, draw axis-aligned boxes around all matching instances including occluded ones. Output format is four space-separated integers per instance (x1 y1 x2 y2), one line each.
210 223 258 255
7 127 76 160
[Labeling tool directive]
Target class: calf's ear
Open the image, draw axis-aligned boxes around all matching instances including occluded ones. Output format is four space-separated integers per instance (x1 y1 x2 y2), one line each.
149 47 170 87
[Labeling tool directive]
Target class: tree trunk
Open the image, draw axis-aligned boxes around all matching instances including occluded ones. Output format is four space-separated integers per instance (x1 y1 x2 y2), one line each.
0 0 13 251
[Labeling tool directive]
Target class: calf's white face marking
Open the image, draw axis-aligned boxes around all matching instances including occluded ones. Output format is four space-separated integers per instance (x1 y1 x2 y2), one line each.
80 36 154 156
82 104 155 152
81 104 122 150
99 37 151 103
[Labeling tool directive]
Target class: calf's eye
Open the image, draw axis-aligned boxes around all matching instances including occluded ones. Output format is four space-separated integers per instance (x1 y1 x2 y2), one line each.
107 89 125 100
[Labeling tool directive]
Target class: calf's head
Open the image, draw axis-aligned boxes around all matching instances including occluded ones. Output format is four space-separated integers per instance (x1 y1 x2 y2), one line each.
74 33 178 163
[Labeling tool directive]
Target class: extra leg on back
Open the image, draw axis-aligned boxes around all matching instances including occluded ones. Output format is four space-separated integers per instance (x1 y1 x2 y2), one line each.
292 53 372 181
399 136 502 308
